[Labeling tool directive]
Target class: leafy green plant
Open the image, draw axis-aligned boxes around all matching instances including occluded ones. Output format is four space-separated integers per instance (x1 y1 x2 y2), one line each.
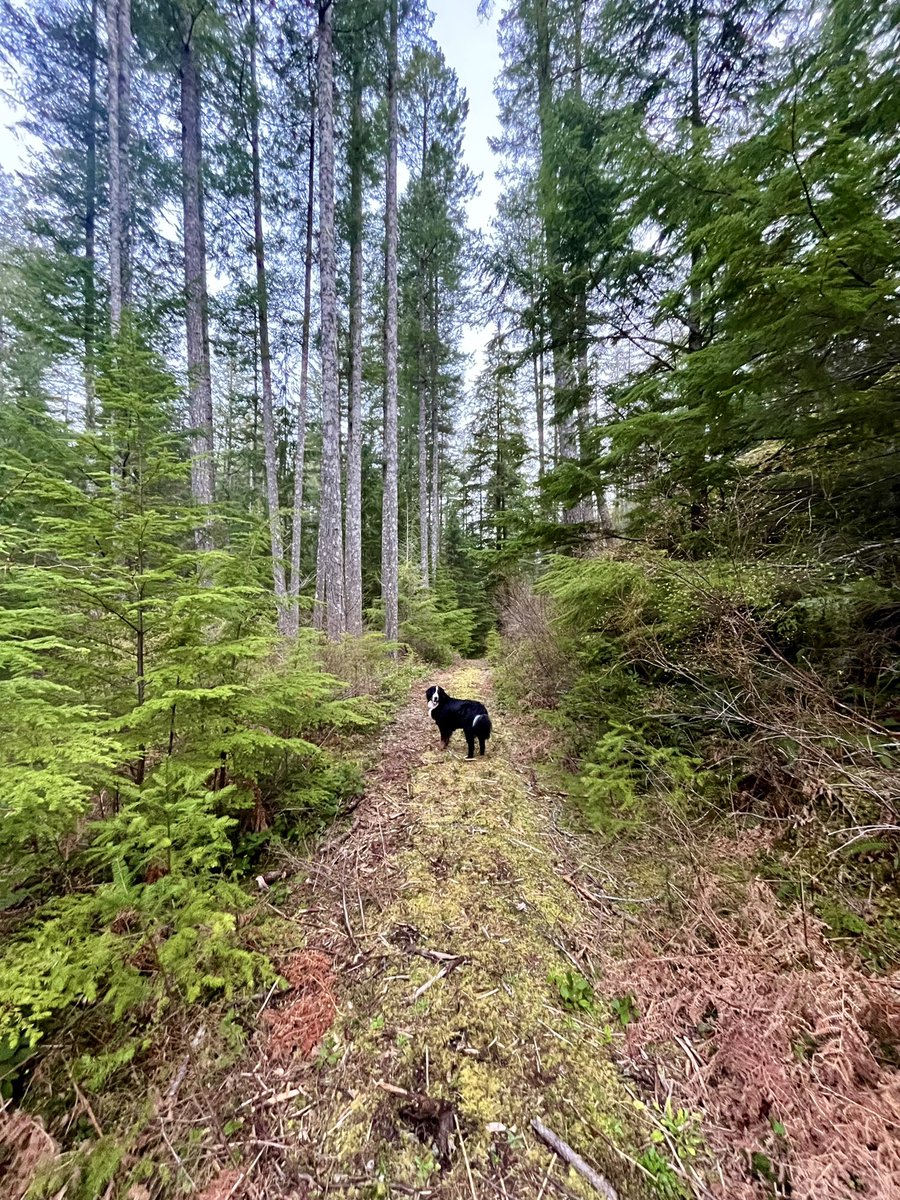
610 992 638 1028
549 969 595 1014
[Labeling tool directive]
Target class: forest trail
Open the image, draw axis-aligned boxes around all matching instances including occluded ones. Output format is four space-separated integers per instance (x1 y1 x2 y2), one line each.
253 662 650 1200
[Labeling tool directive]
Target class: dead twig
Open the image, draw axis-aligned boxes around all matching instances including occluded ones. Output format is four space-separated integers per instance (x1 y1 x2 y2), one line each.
455 1111 479 1200
531 1119 618 1200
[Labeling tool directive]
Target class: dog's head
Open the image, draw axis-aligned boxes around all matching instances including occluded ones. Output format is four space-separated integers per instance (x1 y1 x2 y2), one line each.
425 684 446 713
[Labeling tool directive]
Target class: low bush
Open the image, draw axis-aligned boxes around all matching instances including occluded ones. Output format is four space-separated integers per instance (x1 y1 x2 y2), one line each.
495 551 899 851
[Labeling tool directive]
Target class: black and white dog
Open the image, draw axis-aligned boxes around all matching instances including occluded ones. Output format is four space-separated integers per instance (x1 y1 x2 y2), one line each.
426 684 492 759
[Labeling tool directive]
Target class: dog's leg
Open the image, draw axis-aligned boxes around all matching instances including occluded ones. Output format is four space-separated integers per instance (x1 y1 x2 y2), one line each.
465 734 475 759
440 736 450 750
478 737 486 756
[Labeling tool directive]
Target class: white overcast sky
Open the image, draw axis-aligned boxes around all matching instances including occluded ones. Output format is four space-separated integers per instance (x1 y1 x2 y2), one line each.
430 0 502 236
430 0 503 375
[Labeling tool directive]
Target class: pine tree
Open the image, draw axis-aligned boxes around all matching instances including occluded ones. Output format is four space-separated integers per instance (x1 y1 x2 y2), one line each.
381 0 400 644
315 0 345 640
179 2 216 541
247 0 289 633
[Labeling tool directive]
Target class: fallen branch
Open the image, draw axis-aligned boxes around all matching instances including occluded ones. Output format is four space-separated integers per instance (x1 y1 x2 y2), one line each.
561 874 655 906
376 1079 410 1097
531 1118 618 1200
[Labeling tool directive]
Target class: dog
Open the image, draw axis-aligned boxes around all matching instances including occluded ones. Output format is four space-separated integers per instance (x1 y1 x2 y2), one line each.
426 684 492 758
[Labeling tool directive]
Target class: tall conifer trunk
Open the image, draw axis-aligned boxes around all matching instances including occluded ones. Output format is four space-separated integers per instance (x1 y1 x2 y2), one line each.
106 0 131 331
686 0 708 537
289 93 315 635
417 88 430 588
180 11 215 542
534 0 578 519
344 56 364 636
381 0 400 643
428 271 439 580
84 0 98 428
315 0 345 639
417 275 429 588
248 0 289 632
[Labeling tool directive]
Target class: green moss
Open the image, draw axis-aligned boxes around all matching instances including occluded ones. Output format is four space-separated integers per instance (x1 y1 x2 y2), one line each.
309 665 664 1197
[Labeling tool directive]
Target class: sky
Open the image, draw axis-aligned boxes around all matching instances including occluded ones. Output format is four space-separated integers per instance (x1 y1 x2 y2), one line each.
430 0 503 238
429 0 503 376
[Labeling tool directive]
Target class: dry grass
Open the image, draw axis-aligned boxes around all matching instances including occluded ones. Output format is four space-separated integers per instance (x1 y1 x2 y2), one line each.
0 1109 58 1200
547 802 900 1200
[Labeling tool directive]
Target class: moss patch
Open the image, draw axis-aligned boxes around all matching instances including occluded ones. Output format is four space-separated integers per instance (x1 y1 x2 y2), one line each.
302 664 655 1197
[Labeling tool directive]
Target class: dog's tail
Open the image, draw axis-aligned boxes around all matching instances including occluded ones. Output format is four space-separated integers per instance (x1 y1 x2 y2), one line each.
473 713 492 739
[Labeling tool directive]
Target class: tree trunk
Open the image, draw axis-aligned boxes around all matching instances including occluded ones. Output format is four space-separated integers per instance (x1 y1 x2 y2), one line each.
687 0 704 356
84 0 98 428
534 0 579 517
289 91 315 635
118 0 131 308
180 12 215 544
315 0 345 640
106 0 131 331
686 0 708 537
249 0 289 633
381 0 400 644
344 56 364 635
417 75 430 588
417 271 429 588
428 271 440 580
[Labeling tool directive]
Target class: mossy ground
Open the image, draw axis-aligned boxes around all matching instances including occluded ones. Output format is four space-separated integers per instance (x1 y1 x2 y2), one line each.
281 663 656 1198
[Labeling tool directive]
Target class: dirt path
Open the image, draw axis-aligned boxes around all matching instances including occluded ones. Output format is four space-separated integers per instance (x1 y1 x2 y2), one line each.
257 663 653 1199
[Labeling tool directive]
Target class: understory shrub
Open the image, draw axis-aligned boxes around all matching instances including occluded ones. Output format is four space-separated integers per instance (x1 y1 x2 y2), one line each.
496 552 899 843
0 330 398 1093
369 563 477 665
0 632 383 1063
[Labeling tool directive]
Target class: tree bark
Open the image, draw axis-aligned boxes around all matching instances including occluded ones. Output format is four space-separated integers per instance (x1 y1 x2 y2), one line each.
249 0 289 633
289 89 315 635
106 0 131 331
180 10 216 544
315 0 345 640
381 0 400 644
687 0 704 356
428 271 440 580
417 272 429 588
417 71 430 588
344 55 364 635
534 0 579 516
84 0 98 428
118 0 131 307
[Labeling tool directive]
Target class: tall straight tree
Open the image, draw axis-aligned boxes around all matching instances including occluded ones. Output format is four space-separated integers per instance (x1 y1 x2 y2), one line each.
179 4 215 540
533 0 578 505
289 88 315 636
315 0 345 639
247 0 289 632
106 0 131 330
344 53 365 635
85 0 100 425
381 0 399 643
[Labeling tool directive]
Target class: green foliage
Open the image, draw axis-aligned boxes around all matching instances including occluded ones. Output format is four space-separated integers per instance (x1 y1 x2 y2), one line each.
0 327 392 1076
579 724 710 835
610 993 638 1028
369 563 476 665
549 969 595 1014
